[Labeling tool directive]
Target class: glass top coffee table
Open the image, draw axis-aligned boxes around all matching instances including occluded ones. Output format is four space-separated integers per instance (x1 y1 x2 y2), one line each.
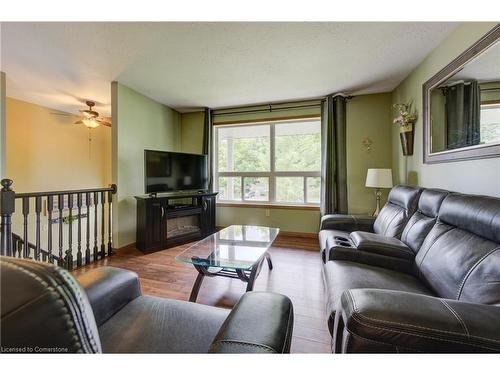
176 225 279 302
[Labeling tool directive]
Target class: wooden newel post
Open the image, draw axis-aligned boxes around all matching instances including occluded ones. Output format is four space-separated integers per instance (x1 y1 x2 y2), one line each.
0 179 16 256
107 184 117 257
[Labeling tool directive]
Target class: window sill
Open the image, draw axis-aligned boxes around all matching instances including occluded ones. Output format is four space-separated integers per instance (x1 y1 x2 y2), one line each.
216 202 320 211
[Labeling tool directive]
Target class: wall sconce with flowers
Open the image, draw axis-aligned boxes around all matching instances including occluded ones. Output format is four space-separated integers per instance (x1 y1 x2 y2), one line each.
393 101 418 156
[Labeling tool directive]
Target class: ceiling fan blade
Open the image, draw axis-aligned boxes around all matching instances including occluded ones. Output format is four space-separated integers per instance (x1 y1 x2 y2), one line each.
96 119 112 127
74 120 83 125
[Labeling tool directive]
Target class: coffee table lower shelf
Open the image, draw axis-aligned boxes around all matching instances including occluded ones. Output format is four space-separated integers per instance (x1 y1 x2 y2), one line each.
189 253 273 302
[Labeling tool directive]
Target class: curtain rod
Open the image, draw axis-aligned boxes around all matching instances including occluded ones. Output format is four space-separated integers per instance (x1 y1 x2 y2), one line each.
212 103 322 117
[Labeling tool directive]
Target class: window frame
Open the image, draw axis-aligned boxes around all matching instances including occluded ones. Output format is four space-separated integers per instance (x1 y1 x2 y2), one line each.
213 118 321 207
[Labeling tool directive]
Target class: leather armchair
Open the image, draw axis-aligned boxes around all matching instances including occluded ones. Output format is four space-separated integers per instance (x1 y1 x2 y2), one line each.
334 289 500 353
1 257 294 354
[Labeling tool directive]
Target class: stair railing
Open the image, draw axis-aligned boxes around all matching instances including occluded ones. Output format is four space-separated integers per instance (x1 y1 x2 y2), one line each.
0 179 117 270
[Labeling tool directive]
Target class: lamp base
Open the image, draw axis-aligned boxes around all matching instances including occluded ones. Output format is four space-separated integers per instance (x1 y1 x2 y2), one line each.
372 188 382 216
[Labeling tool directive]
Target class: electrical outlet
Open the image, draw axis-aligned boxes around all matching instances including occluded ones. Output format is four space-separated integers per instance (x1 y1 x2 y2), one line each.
265 209 270 217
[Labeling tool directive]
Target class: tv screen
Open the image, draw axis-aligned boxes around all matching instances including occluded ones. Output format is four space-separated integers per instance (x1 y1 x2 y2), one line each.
144 150 208 193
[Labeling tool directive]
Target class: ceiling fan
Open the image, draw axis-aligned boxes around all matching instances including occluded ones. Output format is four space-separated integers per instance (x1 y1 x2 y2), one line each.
50 100 111 128
74 100 111 128
50 100 111 158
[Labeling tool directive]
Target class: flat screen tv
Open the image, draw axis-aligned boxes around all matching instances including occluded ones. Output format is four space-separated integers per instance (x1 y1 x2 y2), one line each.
144 150 208 194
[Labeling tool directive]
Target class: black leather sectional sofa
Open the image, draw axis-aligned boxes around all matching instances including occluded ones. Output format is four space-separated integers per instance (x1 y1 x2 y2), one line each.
0 257 293 353
319 185 500 353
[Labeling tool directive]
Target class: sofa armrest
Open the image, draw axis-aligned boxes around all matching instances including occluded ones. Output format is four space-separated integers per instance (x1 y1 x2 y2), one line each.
350 231 414 260
209 292 294 353
327 231 414 273
334 289 500 353
320 214 375 232
76 266 142 326
327 246 414 274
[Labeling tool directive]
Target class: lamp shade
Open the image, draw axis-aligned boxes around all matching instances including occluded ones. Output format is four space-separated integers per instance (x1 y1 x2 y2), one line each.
366 168 393 188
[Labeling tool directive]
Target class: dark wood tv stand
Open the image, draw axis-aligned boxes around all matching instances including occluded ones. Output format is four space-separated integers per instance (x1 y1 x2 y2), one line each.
135 191 217 253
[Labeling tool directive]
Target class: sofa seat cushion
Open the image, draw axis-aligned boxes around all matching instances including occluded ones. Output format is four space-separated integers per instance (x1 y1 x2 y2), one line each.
350 231 414 260
323 260 434 335
99 295 229 353
319 229 350 262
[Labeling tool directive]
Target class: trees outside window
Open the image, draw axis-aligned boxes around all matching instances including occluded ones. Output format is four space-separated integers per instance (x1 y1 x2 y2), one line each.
214 119 321 205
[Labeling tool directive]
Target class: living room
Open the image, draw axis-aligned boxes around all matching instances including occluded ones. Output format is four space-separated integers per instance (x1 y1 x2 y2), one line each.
1 1 500 373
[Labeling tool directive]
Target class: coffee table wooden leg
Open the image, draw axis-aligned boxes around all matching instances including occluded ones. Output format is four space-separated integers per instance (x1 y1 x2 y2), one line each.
265 253 273 270
189 272 205 302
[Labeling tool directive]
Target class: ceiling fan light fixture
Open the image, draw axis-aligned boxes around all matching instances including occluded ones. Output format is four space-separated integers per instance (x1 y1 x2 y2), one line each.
82 118 100 129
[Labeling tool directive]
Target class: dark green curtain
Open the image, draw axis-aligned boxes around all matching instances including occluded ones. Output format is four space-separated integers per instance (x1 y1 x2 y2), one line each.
445 80 481 149
320 95 347 216
202 107 213 191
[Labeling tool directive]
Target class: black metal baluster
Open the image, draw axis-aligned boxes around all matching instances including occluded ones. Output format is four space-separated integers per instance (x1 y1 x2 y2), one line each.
77 193 83 267
85 192 91 264
11 236 17 257
100 191 106 259
22 197 30 258
107 188 113 256
17 236 22 257
58 194 64 267
35 196 41 261
47 196 54 263
65 194 74 270
93 191 98 261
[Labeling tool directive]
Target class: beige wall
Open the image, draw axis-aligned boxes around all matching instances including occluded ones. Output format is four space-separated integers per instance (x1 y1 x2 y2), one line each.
180 94 393 233
392 22 500 196
6 97 111 259
6 97 111 192
112 82 181 248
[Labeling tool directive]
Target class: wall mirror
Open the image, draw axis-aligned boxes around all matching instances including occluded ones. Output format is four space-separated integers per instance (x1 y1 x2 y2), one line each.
423 24 500 163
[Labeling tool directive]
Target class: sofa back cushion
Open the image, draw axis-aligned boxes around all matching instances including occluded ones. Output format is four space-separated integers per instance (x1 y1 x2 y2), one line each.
414 193 500 305
373 185 422 238
401 189 449 253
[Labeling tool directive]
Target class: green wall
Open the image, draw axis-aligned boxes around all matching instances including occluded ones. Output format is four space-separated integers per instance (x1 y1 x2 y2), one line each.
180 93 393 233
347 93 393 214
112 82 181 247
180 111 205 153
392 22 500 197
481 81 500 102
217 206 320 233
0 72 5 178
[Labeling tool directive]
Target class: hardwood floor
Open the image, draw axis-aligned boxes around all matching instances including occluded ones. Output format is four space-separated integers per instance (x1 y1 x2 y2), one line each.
73 234 331 353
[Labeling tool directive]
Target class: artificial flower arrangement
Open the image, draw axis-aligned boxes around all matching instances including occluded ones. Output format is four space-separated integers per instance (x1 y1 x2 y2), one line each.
393 101 418 132
393 101 418 155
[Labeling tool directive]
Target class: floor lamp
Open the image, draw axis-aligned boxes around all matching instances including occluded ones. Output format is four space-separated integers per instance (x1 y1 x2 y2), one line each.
366 168 393 216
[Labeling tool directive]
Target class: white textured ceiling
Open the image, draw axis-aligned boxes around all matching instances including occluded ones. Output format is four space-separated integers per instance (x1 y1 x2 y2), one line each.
0 22 458 116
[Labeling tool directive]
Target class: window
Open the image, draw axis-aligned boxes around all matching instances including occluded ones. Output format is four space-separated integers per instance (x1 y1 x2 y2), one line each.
214 119 321 205
480 103 500 144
